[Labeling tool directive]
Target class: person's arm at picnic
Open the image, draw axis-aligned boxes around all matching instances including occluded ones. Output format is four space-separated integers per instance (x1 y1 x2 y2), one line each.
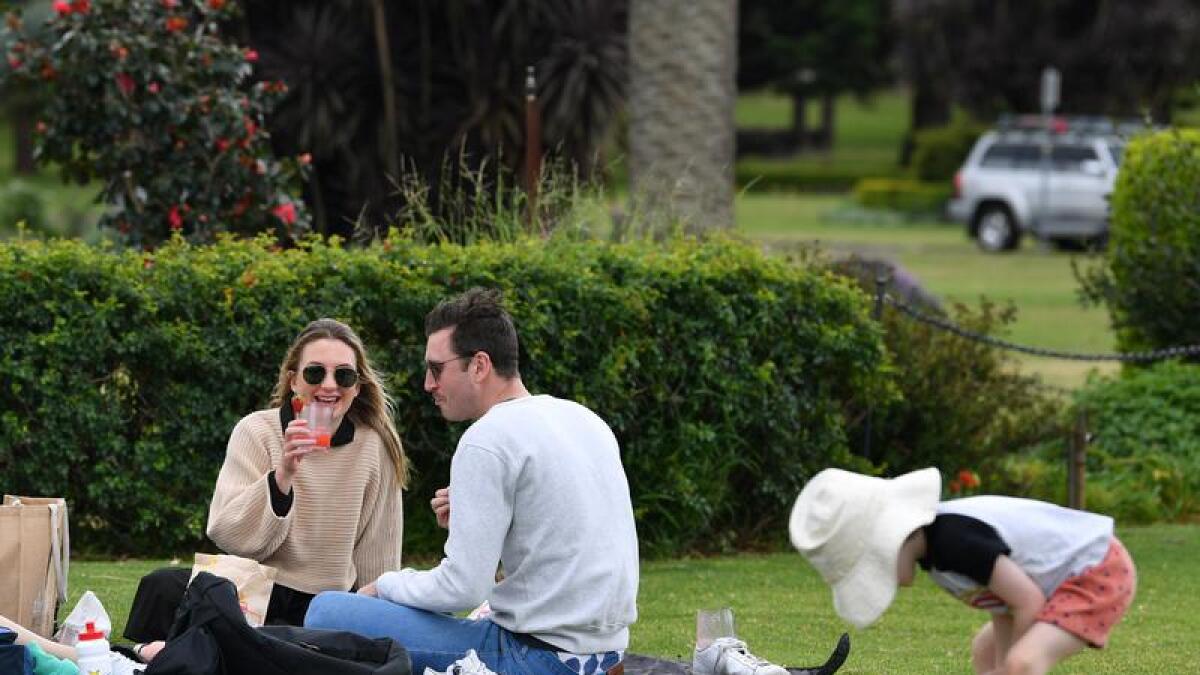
373 445 509 611
206 416 293 560
352 437 404 588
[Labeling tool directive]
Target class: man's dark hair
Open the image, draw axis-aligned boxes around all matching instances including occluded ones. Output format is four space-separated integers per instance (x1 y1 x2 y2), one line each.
425 287 520 378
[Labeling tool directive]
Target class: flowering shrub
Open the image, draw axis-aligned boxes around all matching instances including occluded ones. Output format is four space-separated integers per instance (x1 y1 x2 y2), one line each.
948 468 982 497
1 0 309 247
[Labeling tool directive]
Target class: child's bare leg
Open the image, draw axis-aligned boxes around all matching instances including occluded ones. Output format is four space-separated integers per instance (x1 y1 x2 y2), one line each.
0 614 77 661
971 621 996 674
1002 622 1086 675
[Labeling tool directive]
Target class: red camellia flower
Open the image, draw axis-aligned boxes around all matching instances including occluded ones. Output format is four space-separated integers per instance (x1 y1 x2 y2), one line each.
161 0 178 7
70 0 90 13
208 0 226 9
165 16 188 32
147 82 161 94
52 1 71 16
245 49 259 63
215 138 231 152
115 72 135 96
272 202 297 226
168 205 183 231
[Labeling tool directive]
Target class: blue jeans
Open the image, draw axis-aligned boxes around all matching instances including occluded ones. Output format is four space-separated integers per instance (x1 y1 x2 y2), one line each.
304 592 579 675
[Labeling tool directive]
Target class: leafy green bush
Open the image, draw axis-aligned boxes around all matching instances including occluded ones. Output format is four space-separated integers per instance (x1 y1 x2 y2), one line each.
0 180 47 231
987 361 1200 523
1077 129 1200 354
0 234 889 557
838 287 1061 477
911 116 985 181
0 0 309 246
851 178 953 215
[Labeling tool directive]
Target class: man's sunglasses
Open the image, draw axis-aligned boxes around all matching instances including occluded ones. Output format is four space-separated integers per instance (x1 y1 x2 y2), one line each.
301 364 360 388
426 354 473 382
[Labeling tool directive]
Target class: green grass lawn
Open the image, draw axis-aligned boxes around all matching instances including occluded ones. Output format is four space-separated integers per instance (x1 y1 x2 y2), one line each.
734 192 1119 391
63 524 1199 673
735 90 910 180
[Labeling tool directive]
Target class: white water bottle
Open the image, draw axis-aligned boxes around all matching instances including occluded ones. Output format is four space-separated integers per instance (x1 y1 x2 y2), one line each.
75 621 113 675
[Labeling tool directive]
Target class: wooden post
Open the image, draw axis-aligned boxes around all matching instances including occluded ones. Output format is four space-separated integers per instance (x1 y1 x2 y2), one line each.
862 272 889 461
1068 409 1088 509
524 65 543 234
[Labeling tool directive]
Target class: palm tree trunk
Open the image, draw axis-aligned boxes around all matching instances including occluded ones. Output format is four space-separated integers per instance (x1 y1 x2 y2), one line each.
628 0 737 232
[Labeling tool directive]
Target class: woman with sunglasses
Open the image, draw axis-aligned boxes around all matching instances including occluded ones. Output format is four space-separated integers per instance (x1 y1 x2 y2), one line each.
123 318 408 663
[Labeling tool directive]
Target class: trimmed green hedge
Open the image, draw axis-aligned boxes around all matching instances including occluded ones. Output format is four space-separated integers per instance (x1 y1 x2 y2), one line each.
911 118 985 182
0 234 889 557
1078 129 1200 355
851 178 953 215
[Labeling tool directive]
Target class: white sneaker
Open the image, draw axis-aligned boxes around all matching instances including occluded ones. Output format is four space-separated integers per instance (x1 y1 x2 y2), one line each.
423 649 498 675
693 637 788 675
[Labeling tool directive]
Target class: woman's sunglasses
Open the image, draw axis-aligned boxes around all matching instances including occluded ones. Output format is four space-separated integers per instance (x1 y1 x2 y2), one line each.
301 364 359 388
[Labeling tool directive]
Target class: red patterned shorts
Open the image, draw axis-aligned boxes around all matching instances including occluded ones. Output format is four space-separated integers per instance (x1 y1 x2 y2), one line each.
1036 537 1136 648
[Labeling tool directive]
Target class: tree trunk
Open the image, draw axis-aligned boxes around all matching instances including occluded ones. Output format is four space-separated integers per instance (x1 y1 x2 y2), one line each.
816 93 836 150
628 0 737 232
13 110 37 175
900 80 951 166
790 92 808 148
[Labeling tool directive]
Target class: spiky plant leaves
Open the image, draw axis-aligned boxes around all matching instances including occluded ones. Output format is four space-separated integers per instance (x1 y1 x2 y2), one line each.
536 0 627 172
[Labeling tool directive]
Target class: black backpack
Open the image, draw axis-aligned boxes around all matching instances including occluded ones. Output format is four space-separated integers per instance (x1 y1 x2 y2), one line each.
145 572 411 675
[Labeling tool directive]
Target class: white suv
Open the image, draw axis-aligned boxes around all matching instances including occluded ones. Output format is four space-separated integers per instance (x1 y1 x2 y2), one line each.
947 117 1133 252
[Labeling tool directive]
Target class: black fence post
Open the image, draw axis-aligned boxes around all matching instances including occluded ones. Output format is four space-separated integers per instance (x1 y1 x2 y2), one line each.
863 272 889 461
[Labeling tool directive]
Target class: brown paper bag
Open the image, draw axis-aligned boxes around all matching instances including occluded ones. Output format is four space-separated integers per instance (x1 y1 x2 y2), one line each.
190 553 277 627
0 495 70 638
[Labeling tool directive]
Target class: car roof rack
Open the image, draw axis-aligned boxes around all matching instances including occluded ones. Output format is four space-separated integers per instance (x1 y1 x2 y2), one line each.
994 114 1155 139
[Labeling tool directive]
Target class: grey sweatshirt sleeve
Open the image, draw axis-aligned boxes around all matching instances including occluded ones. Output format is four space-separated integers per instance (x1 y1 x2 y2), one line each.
375 445 511 611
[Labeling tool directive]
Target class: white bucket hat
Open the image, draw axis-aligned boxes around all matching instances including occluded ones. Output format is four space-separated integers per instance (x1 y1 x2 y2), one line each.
789 467 941 628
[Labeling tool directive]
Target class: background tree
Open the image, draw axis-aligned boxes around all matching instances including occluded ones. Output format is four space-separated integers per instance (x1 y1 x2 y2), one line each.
1 0 48 175
737 0 891 155
241 0 627 241
1 0 311 247
627 0 737 232
892 0 1200 161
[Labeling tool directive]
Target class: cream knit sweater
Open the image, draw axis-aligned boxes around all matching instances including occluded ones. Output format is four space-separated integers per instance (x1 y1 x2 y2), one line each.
206 409 403 594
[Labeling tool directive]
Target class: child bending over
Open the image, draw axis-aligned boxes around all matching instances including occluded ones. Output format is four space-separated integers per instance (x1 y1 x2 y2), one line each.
788 467 1135 675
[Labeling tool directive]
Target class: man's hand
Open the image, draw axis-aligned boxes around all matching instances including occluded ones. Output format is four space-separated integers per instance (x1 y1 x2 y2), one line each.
357 582 378 597
431 486 451 529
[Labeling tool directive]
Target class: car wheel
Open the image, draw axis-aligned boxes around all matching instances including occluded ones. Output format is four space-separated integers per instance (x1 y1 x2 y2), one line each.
974 205 1020 253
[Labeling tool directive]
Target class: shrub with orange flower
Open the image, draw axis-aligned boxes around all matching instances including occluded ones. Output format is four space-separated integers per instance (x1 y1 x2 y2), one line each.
948 468 983 497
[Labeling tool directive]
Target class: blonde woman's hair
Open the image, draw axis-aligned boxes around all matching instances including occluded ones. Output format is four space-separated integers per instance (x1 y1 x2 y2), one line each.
271 318 408 487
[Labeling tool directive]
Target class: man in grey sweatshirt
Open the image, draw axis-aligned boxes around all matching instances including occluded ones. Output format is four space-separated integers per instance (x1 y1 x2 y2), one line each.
305 288 639 675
